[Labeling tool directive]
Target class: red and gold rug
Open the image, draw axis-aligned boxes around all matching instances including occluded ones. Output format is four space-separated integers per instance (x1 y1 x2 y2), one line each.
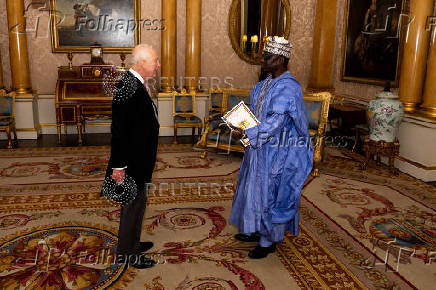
0 145 433 289
300 149 436 289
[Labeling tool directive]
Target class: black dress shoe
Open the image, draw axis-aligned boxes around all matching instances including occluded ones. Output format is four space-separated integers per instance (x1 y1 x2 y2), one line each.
248 244 276 259
234 233 260 242
140 241 154 252
130 257 156 269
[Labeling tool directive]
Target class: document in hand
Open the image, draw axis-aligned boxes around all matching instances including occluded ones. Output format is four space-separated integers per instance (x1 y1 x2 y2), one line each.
221 101 260 147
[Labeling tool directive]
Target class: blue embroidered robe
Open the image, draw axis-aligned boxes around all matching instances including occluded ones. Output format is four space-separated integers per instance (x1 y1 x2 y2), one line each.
229 71 313 242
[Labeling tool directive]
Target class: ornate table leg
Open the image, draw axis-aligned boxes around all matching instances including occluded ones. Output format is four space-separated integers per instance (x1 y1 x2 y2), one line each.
56 124 61 144
361 136 371 170
76 105 82 145
56 106 62 144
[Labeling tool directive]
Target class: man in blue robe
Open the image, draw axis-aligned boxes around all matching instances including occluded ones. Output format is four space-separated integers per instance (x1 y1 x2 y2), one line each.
229 36 313 259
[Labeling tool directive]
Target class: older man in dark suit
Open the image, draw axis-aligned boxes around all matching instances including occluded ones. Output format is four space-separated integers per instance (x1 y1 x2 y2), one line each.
103 44 160 269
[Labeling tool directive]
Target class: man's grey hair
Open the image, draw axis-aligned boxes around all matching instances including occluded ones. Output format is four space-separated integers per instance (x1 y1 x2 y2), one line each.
131 44 154 65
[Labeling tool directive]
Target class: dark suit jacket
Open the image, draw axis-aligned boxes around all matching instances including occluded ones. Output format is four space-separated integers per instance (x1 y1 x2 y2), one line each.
103 71 160 193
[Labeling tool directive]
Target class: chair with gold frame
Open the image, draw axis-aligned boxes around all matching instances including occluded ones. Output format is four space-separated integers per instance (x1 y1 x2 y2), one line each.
197 88 251 156
303 91 331 176
208 87 225 114
172 89 203 144
0 90 18 149
199 89 331 177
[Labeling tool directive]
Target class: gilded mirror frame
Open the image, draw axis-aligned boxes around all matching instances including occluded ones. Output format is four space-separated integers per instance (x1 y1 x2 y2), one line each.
228 0 291 65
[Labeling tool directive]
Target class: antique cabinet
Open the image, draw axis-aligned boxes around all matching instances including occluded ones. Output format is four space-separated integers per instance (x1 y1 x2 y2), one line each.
55 63 116 144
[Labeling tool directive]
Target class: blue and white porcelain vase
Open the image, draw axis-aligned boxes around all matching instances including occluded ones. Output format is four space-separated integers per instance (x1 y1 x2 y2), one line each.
367 91 404 142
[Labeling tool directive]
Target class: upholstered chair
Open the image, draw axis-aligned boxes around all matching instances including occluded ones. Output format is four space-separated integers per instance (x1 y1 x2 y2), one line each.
208 88 224 114
0 90 18 149
198 88 251 156
303 92 331 176
172 89 203 144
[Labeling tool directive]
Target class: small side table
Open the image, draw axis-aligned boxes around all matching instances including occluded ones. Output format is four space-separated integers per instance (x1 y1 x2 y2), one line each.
361 136 400 174
329 104 367 135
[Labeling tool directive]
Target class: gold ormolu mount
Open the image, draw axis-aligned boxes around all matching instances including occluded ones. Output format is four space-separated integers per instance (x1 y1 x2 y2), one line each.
120 54 126 68
67 51 73 70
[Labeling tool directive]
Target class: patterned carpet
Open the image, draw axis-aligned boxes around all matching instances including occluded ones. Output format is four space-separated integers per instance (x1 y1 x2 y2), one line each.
0 144 434 289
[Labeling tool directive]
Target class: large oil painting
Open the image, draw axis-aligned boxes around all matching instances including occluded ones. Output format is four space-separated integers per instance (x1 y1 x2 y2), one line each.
50 0 140 53
341 0 405 86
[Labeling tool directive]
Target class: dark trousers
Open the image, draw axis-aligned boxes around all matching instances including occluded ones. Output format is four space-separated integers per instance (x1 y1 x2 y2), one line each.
117 187 147 254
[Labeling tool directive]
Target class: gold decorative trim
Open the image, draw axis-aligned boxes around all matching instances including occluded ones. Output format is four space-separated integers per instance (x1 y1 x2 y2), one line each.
403 102 419 112
172 89 198 116
208 87 224 113
16 128 37 132
228 0 292 65
14 94 35 100
158 92 208 98
39 123 57 127
49 0 141 53
160 126 174 129
304 92 331 177
418 107 436 118
15 88 33 95
397 155 436 170
285 225 368 289
40 122 111 127
305 87 335 94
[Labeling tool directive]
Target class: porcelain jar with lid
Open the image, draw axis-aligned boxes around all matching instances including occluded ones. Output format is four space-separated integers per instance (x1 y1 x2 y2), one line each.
367 91 404 142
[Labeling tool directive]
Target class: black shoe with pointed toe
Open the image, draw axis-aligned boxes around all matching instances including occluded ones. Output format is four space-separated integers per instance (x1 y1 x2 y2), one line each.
234 233 260 243
248 244 276 259
140 241 154 252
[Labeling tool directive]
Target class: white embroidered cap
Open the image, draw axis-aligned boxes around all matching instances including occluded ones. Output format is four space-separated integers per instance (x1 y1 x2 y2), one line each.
263 36 293 58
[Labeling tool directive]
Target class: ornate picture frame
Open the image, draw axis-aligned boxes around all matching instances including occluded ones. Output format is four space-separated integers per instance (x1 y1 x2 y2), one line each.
49 0 141 53
341 0 406 86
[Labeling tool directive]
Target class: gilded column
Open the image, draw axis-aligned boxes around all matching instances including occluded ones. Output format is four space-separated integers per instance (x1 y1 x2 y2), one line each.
398 0 434 112
161 0 177 92
421 23 436 118
185 0 202 91
308 0 338 90
6 0 32 95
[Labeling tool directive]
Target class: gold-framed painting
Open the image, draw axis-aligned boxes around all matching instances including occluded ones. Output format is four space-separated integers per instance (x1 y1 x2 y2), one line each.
341 0 406 86
49 0 141 53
